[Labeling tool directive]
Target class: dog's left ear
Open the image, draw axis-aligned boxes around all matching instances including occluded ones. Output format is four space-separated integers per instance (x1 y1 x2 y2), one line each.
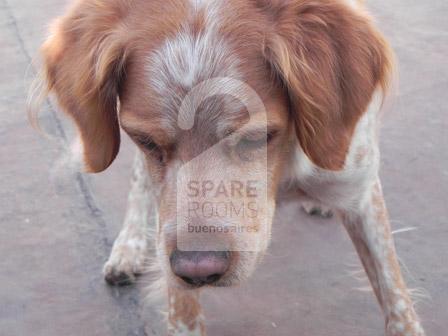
264 0 393 170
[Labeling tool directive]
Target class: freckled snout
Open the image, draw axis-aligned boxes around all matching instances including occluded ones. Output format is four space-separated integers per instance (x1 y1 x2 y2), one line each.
170 250 230 287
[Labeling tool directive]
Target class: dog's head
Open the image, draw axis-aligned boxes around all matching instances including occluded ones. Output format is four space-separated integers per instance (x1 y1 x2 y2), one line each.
36 0 392 288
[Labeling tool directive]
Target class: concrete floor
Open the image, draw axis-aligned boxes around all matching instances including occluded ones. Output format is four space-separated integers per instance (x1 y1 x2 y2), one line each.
1 0 447 335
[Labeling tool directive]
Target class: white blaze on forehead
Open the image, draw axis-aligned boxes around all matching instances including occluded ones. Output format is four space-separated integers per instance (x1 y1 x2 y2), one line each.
150 32 237 89
190 0 214 10
190 0 221 21
147 0 240 97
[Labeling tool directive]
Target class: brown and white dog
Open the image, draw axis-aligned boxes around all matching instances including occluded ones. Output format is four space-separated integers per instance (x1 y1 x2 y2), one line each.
34 0 425 335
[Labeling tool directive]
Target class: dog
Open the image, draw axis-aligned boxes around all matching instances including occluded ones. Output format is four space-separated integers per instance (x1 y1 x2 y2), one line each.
33 0 425 335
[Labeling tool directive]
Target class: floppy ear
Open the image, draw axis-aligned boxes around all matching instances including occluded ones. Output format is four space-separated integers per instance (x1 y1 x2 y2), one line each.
40 0 131 172
265 0 393 170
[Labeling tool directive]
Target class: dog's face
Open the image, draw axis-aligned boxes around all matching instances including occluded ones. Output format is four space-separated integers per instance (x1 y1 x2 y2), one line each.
119 51 292 286
37 0 391 288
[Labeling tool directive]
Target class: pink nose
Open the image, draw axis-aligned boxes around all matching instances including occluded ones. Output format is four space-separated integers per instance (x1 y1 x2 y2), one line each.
170 250 230 287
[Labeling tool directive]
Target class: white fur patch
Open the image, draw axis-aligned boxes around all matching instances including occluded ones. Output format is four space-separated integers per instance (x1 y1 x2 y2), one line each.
148 33 238 89
147 0 239 98
282 89 383 211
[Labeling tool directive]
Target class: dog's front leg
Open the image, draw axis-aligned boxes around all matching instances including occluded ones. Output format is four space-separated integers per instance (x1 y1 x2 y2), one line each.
167 287 205 336
103 150 154 285
340 179 425 336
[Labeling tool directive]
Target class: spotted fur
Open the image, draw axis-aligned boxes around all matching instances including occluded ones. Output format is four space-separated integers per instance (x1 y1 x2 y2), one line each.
33 0 424 335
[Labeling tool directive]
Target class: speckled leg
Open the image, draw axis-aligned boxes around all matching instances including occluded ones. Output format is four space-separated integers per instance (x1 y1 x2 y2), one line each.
167 287 206 336
341 180 425 336
103 150 153 286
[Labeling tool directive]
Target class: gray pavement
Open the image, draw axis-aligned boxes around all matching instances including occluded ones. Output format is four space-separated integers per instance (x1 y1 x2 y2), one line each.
0 0 447 335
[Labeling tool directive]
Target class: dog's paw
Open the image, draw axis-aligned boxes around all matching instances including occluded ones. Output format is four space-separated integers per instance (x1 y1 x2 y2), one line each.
301 201 333 218
103 240 147 286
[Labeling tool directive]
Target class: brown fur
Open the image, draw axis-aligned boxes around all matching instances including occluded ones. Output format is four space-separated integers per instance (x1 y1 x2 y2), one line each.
262 0 393 169
32 1 418 335
39 0 393 172
40 0 131 172
39 0 190 172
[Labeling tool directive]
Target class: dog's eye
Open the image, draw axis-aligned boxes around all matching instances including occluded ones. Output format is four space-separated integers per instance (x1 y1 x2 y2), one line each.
234 131 276 161
237 136 266 151
135 135 165 163
236 131 276 151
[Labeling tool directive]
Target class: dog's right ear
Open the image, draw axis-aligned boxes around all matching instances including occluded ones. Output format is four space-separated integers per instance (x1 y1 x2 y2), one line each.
38 0 132 172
